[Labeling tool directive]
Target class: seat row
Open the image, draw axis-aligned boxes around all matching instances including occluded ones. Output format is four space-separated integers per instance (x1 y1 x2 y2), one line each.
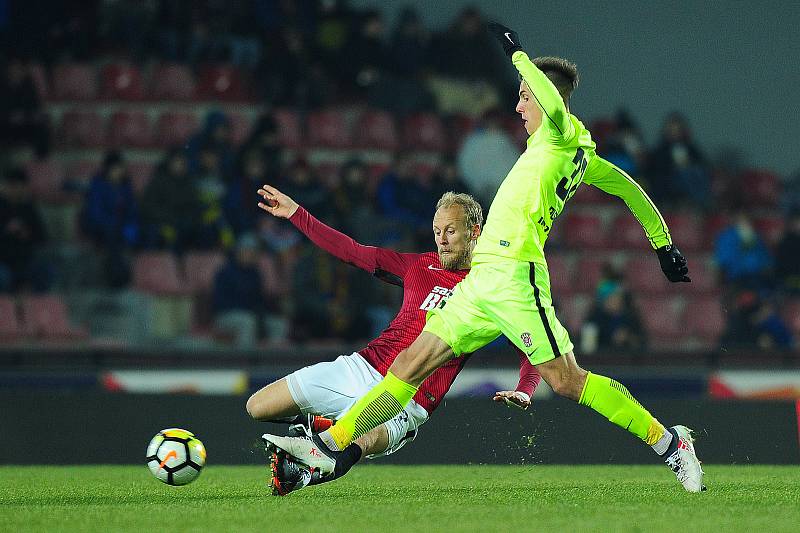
0 295 88 341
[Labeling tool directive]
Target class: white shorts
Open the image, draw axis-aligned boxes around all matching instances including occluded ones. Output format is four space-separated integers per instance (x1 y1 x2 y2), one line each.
286 352 429 458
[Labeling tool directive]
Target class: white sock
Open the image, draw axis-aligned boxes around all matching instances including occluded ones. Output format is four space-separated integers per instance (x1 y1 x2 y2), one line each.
651 428 674 456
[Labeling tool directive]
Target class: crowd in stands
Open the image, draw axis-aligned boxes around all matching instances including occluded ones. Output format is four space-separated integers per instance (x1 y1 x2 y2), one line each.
0 1 797 355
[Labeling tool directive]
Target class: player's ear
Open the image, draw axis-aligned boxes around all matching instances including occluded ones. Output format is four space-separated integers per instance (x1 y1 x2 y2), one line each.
471 224 481 240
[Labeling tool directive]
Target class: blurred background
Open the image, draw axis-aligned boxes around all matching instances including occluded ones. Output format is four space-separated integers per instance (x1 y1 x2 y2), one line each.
1 1 798 464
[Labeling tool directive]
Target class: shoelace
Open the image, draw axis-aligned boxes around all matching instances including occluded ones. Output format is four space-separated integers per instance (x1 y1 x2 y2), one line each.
665 450 689 483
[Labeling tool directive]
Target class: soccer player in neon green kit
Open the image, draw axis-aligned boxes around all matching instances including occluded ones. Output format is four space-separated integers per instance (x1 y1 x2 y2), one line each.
264 22 705 492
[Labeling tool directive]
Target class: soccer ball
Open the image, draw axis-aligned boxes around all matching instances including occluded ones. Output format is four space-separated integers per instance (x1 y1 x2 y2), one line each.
146 428 207 486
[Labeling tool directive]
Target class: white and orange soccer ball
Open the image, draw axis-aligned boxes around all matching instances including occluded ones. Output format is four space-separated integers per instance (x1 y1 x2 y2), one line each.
146 428 207 486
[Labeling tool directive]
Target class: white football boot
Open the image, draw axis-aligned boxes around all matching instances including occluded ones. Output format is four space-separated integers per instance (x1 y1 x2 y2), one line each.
664 425 706 493
262 433 337 476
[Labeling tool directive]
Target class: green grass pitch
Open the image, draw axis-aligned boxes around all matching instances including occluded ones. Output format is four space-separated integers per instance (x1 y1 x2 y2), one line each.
2 465 799 532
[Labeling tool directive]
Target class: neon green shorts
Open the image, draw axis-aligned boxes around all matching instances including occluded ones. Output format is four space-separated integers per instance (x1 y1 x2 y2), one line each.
423 260 573 365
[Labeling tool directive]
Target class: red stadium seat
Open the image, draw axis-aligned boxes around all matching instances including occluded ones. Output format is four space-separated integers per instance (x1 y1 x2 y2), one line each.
571 183 613 205
781 298 800 339
573 257 608 293
563 213 607 249
403 113 446 151
683 257 719 295
687 296 725 344
308 109 351 148
624 255 672 294
664 212 703 251
447 114 476 151
704 213 730 248
52 63 97 100
355 110 399 150
639 295 685 341
558 293 592 333
258 254 286 297
196 65 247 101
109 111 153 148
740 169 781 208
127 161 155 195
101 63 146 100
59 110 106 147
227 112 252 146
20 295 87 339
0 297 21 340
274 109 302 148
546 253 574 295
24 160 65 200
28 62 49 100
184 252 227 294
133 252 187 295
155 112 199 147
66 160 100 183
151 64 196 100
609 214 648 250
753 216 785 248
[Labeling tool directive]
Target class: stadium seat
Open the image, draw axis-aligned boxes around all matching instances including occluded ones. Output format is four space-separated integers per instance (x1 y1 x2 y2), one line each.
308 109 351 148
184 252 227 294
155 112 199 147
683 257 719 294
196 65 247 101
133 252 187 296
59 110 106 147
0 297 21 340
740 169 781 208
258 254 286 297
21 295 87 339
101 63 146 100
274 109 303 148
28 62 49 100
686 296 725 344
558 293 592 333
24 159 65 200
403 113 446 151
573 257 608 293
563 213 607 249
127 161 155 195
753 216 785 248
546 253 574 295
52 63 97 100
780 298 800 339
639 295 685 342
609 214 648 250
227 111 252 146
447 114 476 151
315 162 341 187
704 213 730 248
664 212 703 251
109 111 153 148
624 254 672 294
151 64 196 100
355 110 399 150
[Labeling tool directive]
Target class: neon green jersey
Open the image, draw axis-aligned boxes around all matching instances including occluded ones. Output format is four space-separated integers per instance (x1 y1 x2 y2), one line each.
473 51 671 265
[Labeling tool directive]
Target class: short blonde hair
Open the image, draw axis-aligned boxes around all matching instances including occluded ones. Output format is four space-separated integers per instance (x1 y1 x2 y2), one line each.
436 191 483 230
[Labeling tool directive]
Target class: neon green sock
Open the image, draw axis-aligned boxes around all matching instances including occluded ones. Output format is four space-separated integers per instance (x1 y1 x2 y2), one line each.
578 372 665 445
325 372 418 450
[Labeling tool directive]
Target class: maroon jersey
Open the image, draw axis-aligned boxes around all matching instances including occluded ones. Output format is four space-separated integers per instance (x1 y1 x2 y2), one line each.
290 207 540 414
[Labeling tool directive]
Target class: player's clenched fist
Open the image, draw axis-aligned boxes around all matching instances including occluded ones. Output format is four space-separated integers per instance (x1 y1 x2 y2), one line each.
487 21 523 57
656 245 691 283
257 184 299 219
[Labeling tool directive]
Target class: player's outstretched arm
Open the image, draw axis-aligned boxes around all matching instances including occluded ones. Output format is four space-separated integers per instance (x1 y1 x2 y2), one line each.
493 346 542 409
488 21 573 138
583 158 690 282
257 184 417 281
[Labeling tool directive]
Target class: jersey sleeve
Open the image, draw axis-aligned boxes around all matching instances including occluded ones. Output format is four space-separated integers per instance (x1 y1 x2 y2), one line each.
511 50 574 140
583 156 672 249
513 346 541 397
289 207 418 280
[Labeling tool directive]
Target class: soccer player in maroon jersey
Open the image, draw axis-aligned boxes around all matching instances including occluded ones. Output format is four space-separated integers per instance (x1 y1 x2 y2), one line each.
247 183 540 494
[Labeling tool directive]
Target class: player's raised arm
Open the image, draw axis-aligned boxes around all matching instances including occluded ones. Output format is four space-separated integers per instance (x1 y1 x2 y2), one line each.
488 22 574 139
257 185 417 281
582 158 691 282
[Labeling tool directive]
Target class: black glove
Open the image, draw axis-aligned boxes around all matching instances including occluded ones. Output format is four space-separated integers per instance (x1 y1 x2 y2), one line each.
488 21 523 57
656 245 691 283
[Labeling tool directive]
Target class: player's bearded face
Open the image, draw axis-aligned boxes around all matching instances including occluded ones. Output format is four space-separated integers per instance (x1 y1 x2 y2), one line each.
433 206 476 270
516 81 542 135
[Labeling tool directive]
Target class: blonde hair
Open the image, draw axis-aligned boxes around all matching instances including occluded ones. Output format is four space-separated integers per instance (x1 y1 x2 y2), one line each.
436 191 483 230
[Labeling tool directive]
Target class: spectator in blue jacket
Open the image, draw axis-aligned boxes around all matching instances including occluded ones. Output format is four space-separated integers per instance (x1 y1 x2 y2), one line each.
714 210 772 289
